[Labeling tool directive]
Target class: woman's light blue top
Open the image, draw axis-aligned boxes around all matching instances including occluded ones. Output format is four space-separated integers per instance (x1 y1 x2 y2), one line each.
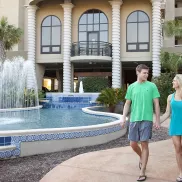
169 93 182 136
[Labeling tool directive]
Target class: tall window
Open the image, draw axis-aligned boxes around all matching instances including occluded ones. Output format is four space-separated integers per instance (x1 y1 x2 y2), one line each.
41 15 61 54
126 11 150 52
78 9 108 42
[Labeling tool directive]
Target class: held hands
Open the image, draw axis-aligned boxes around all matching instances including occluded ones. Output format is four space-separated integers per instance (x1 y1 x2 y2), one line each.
153 121 160 130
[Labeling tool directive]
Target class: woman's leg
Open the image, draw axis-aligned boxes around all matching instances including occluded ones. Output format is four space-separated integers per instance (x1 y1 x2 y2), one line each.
172 136 182 177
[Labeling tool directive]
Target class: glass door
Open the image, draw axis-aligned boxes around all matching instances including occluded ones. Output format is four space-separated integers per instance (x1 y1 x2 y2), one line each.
87 32 99 55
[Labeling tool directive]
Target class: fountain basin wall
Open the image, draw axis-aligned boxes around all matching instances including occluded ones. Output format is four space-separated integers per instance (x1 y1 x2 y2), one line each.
0 107 126 159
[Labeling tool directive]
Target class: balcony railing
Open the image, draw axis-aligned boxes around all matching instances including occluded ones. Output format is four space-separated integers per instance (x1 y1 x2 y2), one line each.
71 41 112 57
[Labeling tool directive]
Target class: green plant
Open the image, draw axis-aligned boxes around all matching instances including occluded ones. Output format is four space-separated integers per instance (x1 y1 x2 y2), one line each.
96 87 126 112
0 16 23 61
38 90 46 99
152 72 174 112
81 77 109 92
24 89 37 107
160 51 182 73
163 19 182 38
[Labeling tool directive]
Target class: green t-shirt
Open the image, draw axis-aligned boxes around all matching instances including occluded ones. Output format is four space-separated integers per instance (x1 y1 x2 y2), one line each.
125 81 160 122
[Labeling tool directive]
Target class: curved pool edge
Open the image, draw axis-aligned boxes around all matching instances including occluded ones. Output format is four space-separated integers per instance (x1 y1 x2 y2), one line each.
0 106 127 159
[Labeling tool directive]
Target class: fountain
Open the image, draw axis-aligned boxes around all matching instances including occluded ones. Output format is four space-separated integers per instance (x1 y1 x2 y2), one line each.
79 81 84 93
0 57 40 121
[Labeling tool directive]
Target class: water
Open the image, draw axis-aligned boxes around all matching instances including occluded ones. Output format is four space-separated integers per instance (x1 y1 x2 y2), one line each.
0 57 39 119
0 109 117 130
79 81 84 93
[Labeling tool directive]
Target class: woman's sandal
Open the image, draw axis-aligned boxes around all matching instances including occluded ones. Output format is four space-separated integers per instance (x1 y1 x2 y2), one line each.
176 176 182 182
137 175 147 181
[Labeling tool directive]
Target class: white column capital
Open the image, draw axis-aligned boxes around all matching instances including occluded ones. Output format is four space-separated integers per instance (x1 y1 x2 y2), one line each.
24 4 38 11
109 0 123 6
61 3 74 9
150 0 162 4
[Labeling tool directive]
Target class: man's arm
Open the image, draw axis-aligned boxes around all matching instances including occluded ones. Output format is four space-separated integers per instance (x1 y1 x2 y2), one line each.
153 98 160 129
121 100 131 127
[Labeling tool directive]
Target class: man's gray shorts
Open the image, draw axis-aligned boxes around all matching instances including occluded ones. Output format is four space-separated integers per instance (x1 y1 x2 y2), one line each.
128 121 153 142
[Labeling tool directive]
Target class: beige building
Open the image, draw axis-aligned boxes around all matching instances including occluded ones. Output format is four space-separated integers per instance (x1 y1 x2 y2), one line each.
163 0 182 52
0 0 178 93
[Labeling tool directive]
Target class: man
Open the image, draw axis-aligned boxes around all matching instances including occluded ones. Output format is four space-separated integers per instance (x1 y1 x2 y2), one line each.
121 64 160 181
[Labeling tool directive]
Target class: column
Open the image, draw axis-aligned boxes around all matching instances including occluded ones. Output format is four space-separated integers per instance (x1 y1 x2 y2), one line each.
151 0 162 77
26 5 37 63
25 5 38 89
61 3 74 93
109 0 122 88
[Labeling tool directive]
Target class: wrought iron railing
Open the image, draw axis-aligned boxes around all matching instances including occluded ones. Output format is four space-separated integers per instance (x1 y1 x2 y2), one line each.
71 41 112 57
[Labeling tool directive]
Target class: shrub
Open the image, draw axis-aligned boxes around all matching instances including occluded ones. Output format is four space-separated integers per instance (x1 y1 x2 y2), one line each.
77 77 109 92
38 90 46 99
96 87 126 112
152 72 175 112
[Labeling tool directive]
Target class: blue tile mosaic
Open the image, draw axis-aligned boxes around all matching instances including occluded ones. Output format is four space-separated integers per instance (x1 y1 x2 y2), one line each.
41 95 97 109
59 97 91 103
0 124 121 159
0 136 11 146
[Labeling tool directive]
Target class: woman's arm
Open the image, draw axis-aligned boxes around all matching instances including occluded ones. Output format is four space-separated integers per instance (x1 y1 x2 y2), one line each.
160 94 172 123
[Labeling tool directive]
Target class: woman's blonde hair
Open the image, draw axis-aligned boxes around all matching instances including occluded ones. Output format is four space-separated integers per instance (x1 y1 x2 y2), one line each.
175 74 182 95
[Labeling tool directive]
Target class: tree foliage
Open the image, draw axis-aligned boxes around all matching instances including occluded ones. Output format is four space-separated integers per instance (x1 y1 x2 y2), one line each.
0 17 23 61
160 51 182 73
163 20 182 38
80 77 110 92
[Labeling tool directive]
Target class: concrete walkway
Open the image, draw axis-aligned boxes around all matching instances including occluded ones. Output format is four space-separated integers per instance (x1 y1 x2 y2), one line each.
40 119 178 182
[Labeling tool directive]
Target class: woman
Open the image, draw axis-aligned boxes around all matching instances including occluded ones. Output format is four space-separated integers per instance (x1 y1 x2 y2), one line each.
160 74 182 182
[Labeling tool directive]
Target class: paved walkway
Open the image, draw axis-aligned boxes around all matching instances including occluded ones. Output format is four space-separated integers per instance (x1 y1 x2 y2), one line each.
40 119 177 182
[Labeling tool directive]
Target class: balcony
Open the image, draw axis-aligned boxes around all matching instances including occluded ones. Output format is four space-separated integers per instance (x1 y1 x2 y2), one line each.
162 46 182 54
71 41 112 58
175 7 182 17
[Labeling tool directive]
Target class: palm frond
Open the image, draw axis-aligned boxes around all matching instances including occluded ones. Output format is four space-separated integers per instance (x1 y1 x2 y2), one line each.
0 16 23 52
96 87 126 107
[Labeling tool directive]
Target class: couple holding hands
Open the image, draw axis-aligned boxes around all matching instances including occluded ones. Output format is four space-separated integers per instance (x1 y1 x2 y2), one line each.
121 64 182 182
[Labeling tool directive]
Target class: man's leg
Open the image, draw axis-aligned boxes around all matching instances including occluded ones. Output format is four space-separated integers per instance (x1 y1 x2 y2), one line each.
128 122 142 164
136 121 152 181
140 141 149 176
130 141 142 160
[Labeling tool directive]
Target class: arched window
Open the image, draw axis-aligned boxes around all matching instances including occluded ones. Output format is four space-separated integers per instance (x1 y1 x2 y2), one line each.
41 15 61 54
78 9 108 43
126 11 150 52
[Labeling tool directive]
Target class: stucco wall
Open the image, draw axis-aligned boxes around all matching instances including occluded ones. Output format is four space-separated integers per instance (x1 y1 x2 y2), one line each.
1 0 154 62
35 0 152 63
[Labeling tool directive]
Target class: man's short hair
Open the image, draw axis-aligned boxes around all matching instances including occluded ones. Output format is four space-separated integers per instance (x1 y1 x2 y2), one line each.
136 64 149 73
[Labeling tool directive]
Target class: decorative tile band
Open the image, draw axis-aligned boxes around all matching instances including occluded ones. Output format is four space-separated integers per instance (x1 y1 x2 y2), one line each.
0 124 121 159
